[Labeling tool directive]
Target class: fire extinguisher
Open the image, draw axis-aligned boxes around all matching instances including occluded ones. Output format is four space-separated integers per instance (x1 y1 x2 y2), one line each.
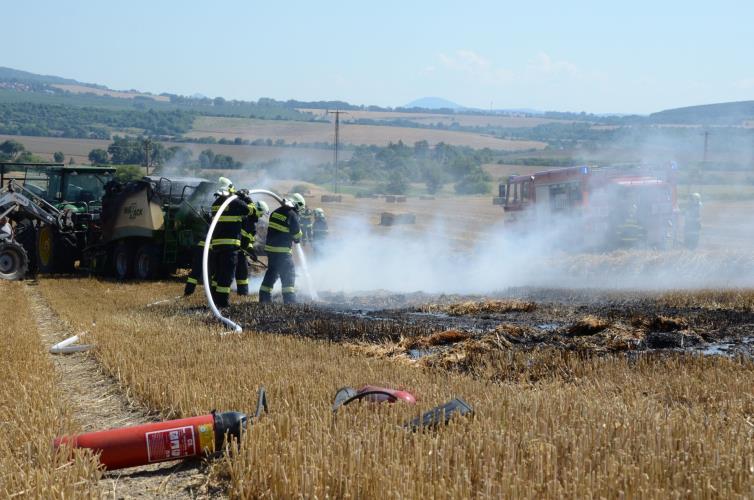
54 388 268 471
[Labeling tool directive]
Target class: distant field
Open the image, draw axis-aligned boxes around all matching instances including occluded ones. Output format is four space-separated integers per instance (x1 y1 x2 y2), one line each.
301 108 569 128
189 116 546 150
51 84 170 102
0 134 340 166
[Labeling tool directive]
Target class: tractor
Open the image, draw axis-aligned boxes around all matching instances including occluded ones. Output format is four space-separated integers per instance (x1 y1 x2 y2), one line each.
0 162 216 281
1 162 115 278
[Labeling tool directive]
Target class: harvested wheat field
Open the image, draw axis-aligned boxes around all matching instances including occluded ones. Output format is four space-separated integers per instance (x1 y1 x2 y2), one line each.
4 277 753 498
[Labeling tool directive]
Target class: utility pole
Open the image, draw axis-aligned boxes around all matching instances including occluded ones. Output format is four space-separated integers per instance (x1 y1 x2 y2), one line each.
702 130 710 163
143 138 153 176
327 110 347 193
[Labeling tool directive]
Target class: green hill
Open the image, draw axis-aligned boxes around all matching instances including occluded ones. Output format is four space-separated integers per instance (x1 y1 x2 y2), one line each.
649 101 754 125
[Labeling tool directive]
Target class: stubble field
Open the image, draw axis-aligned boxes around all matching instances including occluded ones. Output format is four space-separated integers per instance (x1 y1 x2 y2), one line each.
2 276 753 498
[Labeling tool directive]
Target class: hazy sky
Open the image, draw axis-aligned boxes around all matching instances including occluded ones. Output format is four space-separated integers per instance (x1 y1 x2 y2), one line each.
5 0 753 113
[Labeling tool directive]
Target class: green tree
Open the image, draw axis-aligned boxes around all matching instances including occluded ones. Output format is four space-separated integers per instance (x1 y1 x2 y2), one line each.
88 149 110 165
0 139 25 159
53 151 65 163
198 149 215 168
384 172 408 195
454 167 492 195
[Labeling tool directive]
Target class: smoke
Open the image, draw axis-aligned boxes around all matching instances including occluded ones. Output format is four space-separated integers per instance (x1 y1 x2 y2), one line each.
306 214 754 294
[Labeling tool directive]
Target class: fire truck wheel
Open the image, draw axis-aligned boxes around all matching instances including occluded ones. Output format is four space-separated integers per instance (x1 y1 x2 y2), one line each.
0 241 29 281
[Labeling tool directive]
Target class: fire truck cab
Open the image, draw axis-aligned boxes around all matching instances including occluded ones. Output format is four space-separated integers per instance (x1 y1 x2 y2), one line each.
499 163 684 250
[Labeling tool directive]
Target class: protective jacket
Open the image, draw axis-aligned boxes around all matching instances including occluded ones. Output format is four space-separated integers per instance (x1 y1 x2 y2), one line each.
264 205 302 254
210 194 257 249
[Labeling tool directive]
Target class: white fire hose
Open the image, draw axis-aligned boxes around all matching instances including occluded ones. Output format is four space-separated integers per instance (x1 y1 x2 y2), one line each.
203 189 304 333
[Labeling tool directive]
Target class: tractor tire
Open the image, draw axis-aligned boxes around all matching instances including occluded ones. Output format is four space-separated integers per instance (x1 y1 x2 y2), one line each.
0 241 29 281
35 225 76 274
111 240 134 279
134 242 162 280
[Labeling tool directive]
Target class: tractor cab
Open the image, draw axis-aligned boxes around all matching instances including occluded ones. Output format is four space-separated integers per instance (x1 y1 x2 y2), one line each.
1 163 116 211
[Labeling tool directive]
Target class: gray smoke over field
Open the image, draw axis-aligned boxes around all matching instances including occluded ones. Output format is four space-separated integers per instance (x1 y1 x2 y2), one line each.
306 215 754 294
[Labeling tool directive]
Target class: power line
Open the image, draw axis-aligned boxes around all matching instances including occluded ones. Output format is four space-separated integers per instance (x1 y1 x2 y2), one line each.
327 110 347 193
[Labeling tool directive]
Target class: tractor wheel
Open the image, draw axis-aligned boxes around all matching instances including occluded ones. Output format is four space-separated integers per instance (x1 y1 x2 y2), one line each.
36 225 55 273
0 241 29 281
36 225 77 274
111 240 134 279
134 242 162 280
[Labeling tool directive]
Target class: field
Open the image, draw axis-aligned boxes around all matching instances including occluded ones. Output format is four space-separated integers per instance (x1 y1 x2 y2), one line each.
301 108 571 128
0 134 340 166
189 116 547 150
3 277 753 498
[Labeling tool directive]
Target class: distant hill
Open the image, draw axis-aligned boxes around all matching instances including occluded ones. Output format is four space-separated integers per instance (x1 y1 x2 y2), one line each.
0 66 99 88
650 100 754 125
405 97 464 110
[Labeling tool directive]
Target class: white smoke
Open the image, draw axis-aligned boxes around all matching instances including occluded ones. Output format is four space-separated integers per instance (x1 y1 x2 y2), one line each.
306 214 754 294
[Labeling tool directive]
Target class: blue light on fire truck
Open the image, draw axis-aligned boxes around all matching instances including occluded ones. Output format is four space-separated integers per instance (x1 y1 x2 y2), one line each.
581 166 589 174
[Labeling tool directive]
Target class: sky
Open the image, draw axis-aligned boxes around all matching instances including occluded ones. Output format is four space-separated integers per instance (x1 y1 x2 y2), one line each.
4 0 754 114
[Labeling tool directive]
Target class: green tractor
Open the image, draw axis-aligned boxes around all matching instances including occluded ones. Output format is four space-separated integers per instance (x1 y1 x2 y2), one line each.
1 162 116 277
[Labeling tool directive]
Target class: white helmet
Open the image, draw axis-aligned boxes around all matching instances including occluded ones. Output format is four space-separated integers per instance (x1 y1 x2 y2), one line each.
218 177 234 192
255 200 270 216
290 193 306 211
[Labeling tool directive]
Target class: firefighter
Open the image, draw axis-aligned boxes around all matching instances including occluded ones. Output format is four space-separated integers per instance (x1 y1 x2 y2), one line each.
253 200 270 256
684 192 702 249
311 208 328 256
259 193 304 304
234 194 261 296
616 203 646 248
210 179 257 307
184 177 235 296
300 205 314 245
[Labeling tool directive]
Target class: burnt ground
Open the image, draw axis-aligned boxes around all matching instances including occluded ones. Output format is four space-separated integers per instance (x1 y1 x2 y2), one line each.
187 288 754 360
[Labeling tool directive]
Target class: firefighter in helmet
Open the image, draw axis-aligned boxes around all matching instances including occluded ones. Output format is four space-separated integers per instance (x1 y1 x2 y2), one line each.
209 178 258 307
311 207 328 256
300 204 314 245
184 177 236 296
252 200 270 256
233 193 262 296
259 193 304 304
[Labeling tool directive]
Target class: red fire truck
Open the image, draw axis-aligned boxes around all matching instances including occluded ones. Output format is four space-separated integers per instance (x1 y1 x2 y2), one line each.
497 163 697 250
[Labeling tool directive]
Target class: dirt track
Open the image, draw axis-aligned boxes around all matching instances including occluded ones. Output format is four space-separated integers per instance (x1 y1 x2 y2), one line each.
25 283 222 499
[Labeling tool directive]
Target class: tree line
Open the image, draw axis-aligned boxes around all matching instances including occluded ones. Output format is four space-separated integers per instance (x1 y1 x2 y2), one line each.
88 136 242 170
0 103 195 139
318 141 494 195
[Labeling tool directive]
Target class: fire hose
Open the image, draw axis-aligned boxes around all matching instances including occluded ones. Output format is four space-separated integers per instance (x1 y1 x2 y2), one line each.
202 189 288 332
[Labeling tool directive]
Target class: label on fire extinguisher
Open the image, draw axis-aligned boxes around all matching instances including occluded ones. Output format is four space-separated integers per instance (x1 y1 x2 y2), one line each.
145 426 196 463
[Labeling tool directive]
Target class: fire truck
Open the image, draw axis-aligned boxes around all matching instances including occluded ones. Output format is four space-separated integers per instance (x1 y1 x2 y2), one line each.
496 163 699 250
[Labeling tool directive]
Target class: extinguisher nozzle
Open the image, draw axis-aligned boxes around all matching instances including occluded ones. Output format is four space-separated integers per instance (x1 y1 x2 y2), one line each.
212 411 247 451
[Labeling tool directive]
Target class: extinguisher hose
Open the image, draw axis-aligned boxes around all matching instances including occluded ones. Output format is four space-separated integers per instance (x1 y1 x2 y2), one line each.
202 194 243 333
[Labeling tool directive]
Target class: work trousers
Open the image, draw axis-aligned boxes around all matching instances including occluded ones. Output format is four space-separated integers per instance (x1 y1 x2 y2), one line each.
259 253 296 304
213 248 239 307
184 243 212 295
236 251 250 295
